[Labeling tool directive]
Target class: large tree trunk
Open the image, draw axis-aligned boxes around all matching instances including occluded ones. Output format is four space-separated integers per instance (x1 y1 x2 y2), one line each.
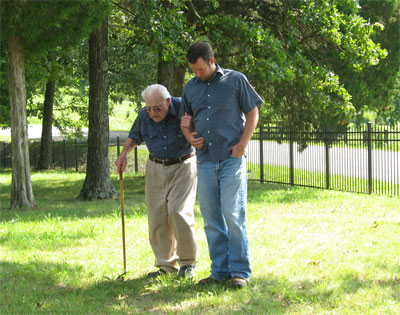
8 35 35 209
157 51 186 97
78 19 117 200
37 79 55 170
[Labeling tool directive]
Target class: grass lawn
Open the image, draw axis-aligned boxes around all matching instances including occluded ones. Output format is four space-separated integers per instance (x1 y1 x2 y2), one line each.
0 170 399 314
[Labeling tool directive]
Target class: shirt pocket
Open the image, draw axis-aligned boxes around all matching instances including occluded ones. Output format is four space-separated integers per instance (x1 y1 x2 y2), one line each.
171 129 187 149
145 131 158 143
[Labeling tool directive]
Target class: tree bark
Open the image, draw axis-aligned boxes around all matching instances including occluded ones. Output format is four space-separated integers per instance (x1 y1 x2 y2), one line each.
37 79 55 170
157 50 186 97
78 19 117 200
8 35 35 209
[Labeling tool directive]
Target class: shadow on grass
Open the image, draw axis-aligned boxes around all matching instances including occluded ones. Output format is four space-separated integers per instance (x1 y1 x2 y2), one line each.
0 260 282 314
2 260 399 314
339 270 400 300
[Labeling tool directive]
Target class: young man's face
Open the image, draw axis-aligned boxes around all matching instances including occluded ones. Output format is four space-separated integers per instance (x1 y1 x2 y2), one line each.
188 57 216 82
144 92 170 123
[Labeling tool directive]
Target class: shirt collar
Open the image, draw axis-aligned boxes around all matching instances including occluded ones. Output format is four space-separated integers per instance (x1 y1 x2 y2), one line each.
215 64 224 77
167 98 177 117
192 64 224 83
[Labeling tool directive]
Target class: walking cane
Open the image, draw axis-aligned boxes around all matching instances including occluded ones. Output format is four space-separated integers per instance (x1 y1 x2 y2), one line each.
117 171 127 280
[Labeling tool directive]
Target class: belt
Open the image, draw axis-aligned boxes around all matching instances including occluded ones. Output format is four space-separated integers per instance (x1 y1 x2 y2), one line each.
149 152 194 166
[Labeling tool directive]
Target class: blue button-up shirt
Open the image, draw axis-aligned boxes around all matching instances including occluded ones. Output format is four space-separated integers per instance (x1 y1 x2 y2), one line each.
180 65 263 162
128 97 193 159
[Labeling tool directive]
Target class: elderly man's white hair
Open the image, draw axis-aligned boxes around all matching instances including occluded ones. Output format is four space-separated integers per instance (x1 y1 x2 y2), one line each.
141 84 171 101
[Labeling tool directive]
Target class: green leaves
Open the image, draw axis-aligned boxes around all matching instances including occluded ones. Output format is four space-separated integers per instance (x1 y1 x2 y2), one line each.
2 0 398 129
201 0 395 128
1 0 111 55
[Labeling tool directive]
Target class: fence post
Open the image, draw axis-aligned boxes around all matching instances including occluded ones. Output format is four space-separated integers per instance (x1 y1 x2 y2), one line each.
117 136 120 156
63 139 66 170
289 125 294 186
259 125 264 183
2 142 5 167
367 122 372 194
134 147 138 173
33 140 37 168
75 138 78 172
52 140 55 168
325 124 330 190
384 129 388 145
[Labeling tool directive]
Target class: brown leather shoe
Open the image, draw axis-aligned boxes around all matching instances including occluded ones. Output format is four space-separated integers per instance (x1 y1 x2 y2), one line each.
232 276 247 288
147 269 166 278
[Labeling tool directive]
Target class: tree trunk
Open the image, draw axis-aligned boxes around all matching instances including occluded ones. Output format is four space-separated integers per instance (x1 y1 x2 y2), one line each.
157 51 186 97
8 35 35 209
37 79 55 170
78 19 117 200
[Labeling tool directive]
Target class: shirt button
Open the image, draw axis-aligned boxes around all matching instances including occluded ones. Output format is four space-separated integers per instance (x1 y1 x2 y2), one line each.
164 136 166 138
208 94 210 97
208 106 211 109
207 118 209 120
164 147 166 149
209 143 212 146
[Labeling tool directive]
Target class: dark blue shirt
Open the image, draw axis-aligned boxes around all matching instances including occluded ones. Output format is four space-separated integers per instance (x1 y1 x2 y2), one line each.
128 97 193 159
180 65 263 162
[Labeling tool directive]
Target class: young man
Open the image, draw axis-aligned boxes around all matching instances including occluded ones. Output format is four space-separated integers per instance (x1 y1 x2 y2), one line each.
180 42 263 288
116 84 198 278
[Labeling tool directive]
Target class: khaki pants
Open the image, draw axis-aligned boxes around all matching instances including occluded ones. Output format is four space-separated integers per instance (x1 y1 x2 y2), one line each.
145 156 198 272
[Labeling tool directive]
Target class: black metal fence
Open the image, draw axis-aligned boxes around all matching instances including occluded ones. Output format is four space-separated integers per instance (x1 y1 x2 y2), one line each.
1 122 399 196
0 138 146 175
247 122 399 197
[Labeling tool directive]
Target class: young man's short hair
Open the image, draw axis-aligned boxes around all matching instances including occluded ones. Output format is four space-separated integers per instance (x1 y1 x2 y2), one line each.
186 41 214 65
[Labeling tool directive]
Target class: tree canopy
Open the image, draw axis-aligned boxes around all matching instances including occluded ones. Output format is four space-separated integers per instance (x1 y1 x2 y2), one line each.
1 0 110 53
1 0 399 131
187 0 394 129
0 0 110 128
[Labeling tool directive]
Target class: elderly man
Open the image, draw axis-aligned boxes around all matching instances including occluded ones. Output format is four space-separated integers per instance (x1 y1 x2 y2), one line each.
116 84 198 278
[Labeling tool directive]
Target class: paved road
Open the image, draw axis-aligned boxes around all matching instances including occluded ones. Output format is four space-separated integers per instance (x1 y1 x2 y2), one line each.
247 140 400 184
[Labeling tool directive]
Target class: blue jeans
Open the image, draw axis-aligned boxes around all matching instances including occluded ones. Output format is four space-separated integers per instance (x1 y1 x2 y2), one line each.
197 156 251 281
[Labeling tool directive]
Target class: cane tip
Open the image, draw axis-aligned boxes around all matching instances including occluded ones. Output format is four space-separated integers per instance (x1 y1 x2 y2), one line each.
116 270 128 281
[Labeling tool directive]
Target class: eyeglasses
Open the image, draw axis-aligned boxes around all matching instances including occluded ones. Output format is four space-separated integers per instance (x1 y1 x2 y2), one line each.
144 106 162 113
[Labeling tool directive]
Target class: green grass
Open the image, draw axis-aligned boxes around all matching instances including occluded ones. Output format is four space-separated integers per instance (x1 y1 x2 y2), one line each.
0 135 10 142
109 100 139 131
248 162 400 197
0 171 399 314
26 98 139 133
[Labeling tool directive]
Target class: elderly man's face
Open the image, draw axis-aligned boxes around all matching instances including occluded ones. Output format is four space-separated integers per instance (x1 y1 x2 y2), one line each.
144 92 170 123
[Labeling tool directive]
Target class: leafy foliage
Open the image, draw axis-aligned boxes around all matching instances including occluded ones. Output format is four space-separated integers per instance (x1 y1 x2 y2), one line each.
1 0 398 130
340 0 400 124
1 0 110 54
0 0 111 128
187 0 391 129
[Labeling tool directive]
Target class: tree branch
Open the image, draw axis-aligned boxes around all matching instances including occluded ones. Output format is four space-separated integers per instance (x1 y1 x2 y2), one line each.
188 0 201 19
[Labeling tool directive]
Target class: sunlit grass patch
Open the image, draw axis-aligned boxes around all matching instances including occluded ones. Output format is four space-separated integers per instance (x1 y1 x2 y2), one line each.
0 171 399 314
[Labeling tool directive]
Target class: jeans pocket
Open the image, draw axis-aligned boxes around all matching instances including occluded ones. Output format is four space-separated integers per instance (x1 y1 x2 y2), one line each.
229 154 243 160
